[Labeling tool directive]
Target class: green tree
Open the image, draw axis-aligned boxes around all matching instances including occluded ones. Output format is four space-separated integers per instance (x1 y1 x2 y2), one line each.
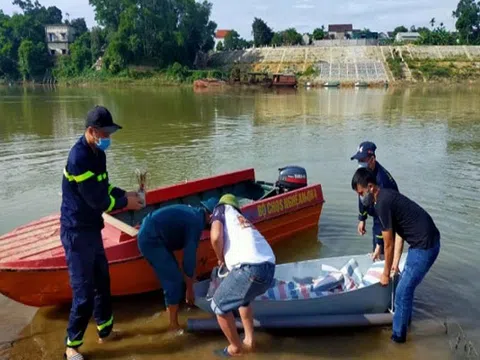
18 39 48 80
312 26 325 40
89 0 217 70
282 28 302 45
1 0 66 80
0 12 18 78
103 34 130 73
223 30 242 50
70 32 92 73
271 32 283 46
416 22 457 45
69 18 88 37
452 0 480 44
216 41 224 51
90 26 106 62
252 17 273 47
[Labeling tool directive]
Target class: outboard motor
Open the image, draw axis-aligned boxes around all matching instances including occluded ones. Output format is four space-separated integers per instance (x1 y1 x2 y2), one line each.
276 166 307 193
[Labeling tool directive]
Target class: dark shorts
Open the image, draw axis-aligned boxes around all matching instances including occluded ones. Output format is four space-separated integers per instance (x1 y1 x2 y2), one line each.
211 262 275 315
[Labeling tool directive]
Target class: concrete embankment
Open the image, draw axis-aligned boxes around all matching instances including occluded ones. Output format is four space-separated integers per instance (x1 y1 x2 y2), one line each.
208 45 480 85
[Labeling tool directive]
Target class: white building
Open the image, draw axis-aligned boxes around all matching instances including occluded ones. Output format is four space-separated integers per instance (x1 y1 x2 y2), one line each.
45 24 76 55
395 32 421 43
328 24 353 40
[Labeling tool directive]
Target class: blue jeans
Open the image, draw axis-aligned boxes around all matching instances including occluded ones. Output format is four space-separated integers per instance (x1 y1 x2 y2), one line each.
61 228 113 348
137 225 183 307
392 240 440 341
211 262 275 315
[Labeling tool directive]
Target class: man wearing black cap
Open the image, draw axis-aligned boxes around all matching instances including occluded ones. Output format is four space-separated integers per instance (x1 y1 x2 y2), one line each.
60 105 143 360
350 141 399 260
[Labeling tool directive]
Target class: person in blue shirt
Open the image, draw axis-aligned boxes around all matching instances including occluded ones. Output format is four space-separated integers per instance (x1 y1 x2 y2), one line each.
137 199 217 332
350 141 399 260
60 106 143 360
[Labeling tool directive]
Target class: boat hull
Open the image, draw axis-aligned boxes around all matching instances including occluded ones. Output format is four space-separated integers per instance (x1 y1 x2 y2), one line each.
0 199 323 307
193 254 405 317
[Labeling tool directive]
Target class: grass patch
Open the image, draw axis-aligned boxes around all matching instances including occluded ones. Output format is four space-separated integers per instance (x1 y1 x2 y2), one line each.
387 57 404 79
419 63 452 79
301 65 319 77
54 63 228 86
411 70 424 81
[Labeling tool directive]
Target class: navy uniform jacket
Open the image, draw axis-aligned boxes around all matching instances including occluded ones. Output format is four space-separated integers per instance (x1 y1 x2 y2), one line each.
60 135 128 231
358 161 399 222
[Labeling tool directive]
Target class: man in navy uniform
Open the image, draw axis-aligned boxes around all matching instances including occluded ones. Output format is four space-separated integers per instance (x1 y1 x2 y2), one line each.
350 141 399 259
60 105 143 360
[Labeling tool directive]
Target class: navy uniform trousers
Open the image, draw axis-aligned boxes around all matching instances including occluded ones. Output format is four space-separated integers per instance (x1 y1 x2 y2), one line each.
61 227 114 348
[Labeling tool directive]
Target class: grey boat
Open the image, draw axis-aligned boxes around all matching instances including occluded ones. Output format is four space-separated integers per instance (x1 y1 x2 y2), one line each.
188 253 406 331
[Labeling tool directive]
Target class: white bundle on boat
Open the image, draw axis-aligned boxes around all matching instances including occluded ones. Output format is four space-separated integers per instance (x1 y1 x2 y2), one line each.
207 258 386 302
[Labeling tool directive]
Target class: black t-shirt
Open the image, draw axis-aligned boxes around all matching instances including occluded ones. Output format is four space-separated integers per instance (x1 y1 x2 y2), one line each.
375 189 440 249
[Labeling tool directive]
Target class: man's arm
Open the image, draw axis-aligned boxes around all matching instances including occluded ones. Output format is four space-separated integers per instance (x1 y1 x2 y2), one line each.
68 161 127 212
210 220 225 264
358 197 368 222
182 225 203 306
382 229 394 285
182 226 203 279
108 183 126 199
375 195 394 286
392 234 404 273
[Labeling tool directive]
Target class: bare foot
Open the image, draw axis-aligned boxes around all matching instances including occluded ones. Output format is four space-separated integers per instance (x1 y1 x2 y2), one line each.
227 345 243 357
242 339 255 352
98 330 121 344
65 347 83 359
168 324 184 336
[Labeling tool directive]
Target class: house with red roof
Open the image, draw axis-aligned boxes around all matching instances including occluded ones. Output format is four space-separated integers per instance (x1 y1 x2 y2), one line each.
215 29 232 50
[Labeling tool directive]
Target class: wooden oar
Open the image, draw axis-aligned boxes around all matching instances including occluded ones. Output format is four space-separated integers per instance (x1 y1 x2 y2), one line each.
102 213 139 237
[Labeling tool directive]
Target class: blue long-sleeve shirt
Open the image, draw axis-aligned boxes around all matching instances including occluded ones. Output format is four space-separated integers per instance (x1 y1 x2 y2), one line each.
60 135 128 231
358 161 399 222
140 204 206 278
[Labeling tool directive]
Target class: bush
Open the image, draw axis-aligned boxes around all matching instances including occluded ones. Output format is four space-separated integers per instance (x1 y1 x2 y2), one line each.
302 65 319 77
419 61 452 79
387 57 404 79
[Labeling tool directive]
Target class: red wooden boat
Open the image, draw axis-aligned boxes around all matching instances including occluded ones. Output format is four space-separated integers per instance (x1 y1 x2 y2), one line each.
0 167 324 308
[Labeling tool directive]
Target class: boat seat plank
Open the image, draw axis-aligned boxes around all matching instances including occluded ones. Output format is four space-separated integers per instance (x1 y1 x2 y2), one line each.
0 222 60 247
0 236 62 262
103 213 138 237
0 229 59 257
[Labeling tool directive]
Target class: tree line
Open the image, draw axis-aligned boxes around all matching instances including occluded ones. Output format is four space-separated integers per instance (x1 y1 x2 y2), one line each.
1 0 480 82
1 0 217 81
219 0 480 50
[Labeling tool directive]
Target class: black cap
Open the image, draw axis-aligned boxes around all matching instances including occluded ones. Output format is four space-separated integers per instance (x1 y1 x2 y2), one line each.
85 106 122 135
350 141 377 160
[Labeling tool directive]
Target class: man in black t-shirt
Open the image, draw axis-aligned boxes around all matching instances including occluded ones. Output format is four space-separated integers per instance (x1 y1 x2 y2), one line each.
351 168 441 344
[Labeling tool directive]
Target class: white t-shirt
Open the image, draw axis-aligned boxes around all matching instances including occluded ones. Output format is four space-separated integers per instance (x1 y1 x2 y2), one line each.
211 204 276 271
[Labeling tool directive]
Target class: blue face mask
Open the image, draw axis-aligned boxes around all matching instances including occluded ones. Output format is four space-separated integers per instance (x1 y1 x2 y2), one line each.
358 162 368 168
360 190 374 207
95 137 111 151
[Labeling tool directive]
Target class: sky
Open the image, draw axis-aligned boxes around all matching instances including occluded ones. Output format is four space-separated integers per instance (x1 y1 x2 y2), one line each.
2 0 460 39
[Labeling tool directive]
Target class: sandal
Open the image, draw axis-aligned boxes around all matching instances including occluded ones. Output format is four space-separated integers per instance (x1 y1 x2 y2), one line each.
213 347 232 358
63 352 84 360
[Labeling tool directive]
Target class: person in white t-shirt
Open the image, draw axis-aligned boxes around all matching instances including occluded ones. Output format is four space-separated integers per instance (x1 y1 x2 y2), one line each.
207 194 276 358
